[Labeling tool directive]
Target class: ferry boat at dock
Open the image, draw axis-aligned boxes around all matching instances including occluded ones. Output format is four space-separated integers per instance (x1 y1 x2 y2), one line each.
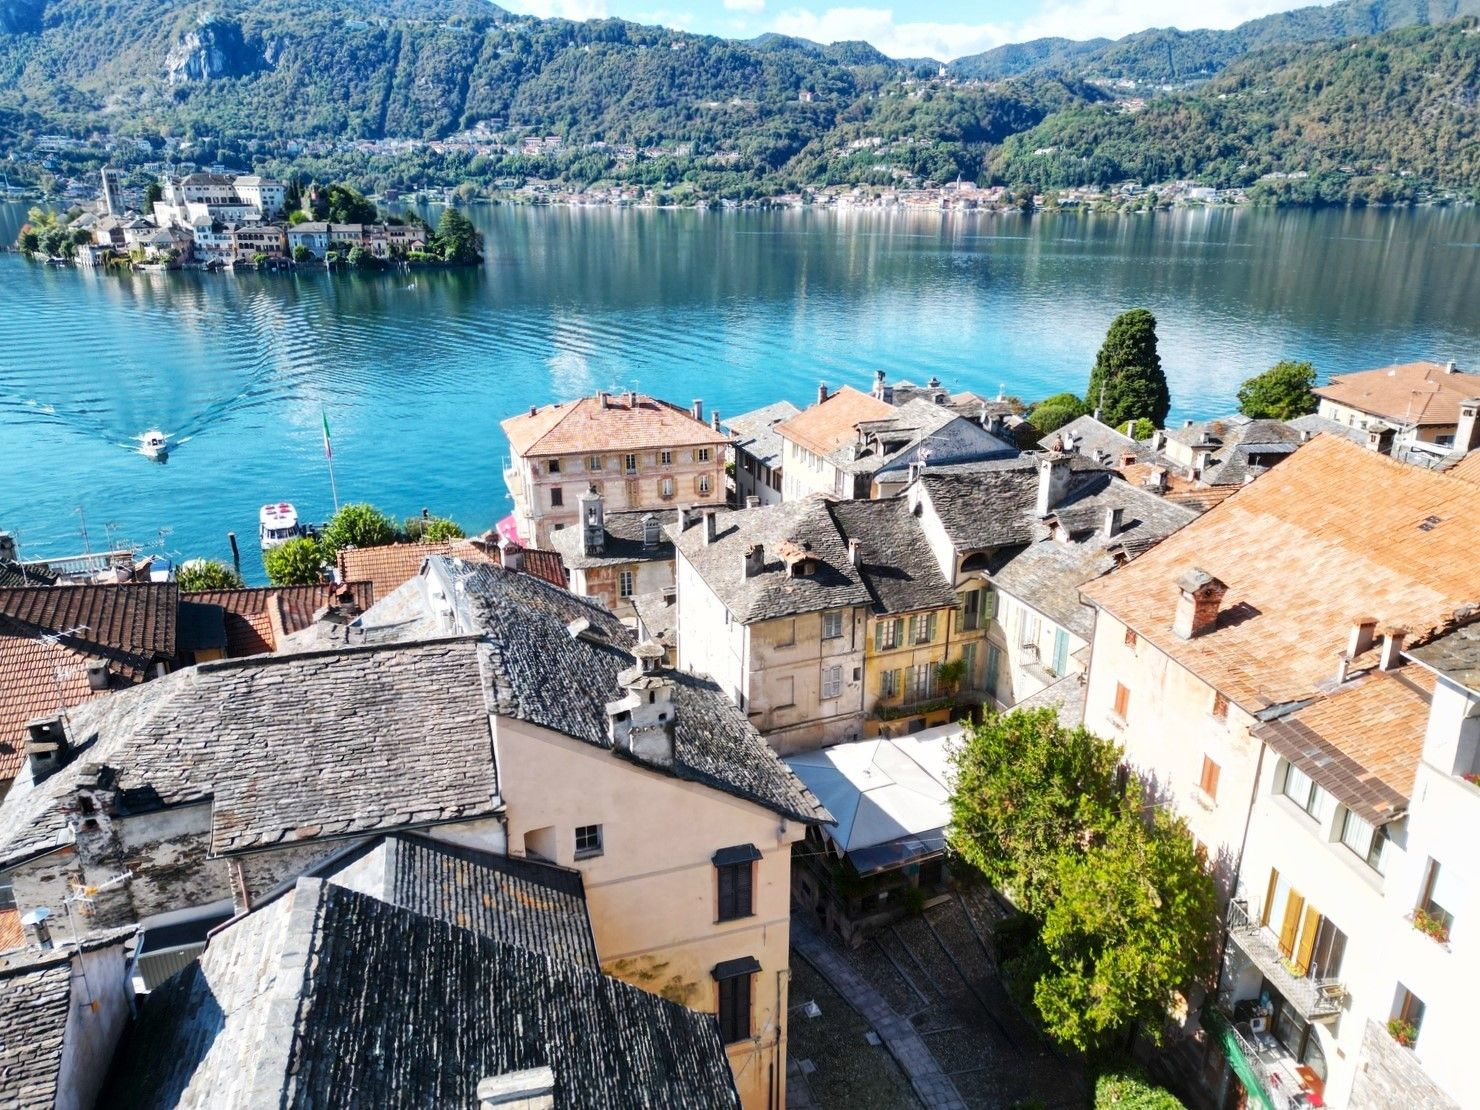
259 502 307 549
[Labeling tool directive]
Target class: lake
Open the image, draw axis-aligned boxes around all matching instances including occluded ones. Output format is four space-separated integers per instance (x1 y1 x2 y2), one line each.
2 201 1479 577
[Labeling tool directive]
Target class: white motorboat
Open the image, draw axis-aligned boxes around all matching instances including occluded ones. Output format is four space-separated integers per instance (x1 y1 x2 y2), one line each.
139 429 169 460
259 502 304 549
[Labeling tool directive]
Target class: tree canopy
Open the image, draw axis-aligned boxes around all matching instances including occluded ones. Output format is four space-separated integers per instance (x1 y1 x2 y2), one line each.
1087 309 1171 429
319 502 401 556
176 559 244 592
1237 359 1318 419
1027 392 1089 441
262 537 326 585
949 708 1217 1052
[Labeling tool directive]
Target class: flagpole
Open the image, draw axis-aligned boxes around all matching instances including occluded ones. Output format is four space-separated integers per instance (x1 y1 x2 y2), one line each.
322 408 340 513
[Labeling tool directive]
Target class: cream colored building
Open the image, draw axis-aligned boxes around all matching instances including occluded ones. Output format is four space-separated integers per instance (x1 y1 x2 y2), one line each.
546 489 679 621
501 391 730 547
1313 360 1480 462
1077 434 1480 1109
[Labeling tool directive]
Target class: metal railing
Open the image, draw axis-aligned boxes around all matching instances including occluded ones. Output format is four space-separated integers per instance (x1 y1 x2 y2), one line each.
1226 900 1345 1019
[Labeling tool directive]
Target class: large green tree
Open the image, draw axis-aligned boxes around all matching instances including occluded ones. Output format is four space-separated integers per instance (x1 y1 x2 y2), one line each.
1087 309 1171 429
1027 392 1089 442
949 708 1217 1053
319 502 401 556
1237 359 1318 419
431 207 484 265
262 537 326 585
176 559 244 591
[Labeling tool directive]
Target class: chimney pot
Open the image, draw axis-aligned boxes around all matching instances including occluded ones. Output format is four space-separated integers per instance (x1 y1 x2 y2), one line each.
702 510 718 545
817 381 828 406
745 495 759 508
599 390 609 408
743 543 765 578
85 659 110 691
1035 452 1072 517
1347 617 1378 658
1172 568 1226 640
529 405 537 417
691 399 703 422
1379 630 1406 671
1103 506 1124 538
1335 652 1352 684
19 908 53 952
1445 360 1458 374
711 410 721 431
627 390 637 407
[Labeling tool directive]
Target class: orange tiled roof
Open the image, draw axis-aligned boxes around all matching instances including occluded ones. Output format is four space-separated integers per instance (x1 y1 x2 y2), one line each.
1082 435 1480 713
337 542 492 603
1253 667 1435 822
0 582 179 669
0 908 20 951
519 549 569 589
775 386 894 457
501 393 729 457
1446 449 1480 485
0 630 110 782
1313 361 1480 426
188 582 373 656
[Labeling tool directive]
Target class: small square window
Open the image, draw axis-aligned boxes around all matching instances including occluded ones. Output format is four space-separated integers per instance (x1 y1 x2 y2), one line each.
661 450 673 465
575 824 603 859
821 611 843 640
1124 628 1138 648
1212 691 1229 721
587 455 604 471
624 454 638 474
698 448 712 462
548 459 561 474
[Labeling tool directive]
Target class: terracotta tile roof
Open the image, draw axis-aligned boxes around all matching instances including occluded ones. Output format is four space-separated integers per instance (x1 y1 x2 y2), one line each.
0 630 109 783
337 542 490 603
1313 361 1480 426
0 908 19 952
774 386 894 456
1082 435 1480 714
1253 667 1434 823
518 548 569 588
187 582 373 656
501 392 729 457
1445 449 1480 485
0 583 179 666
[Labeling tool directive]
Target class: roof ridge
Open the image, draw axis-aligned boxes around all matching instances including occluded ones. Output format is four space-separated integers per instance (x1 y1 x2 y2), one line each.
192 631 484 673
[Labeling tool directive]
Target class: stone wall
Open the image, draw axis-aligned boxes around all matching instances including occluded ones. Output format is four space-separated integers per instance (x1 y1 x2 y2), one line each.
1348 1019 1460 1110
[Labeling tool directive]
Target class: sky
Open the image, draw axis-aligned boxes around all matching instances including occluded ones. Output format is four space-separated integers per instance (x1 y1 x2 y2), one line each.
501 0 1335 60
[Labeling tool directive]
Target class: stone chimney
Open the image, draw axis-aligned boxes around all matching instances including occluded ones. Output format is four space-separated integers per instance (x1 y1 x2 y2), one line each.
1151 430 1168 452
1035 452 1072 517
1380 629 1406 671
478 1067 556 1110
817 381 828 406
528 405 537 418
0 532 15 563
641 512 660 550
86 659 110 692
599 390 610 408
848 537 862 566
1347 617 1378 658
691 399 703 422
1103 506 1124 538
711 410 721 432
606 641 676 769
744 543 765 578
579 485 605 557
1455 398 1480 454
1172 568 1227 640
20 908 53 952
1366 425 1395 455
907 458 925 484
65 762 120 833
1143 466 1168 493
498 535 523 573
702 510 718 545
25 716 72 784
873 369 886 399
627 390 638 407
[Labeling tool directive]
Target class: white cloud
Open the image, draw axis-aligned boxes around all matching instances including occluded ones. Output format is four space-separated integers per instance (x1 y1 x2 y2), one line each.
769 0 1328 61
505 0 610 19
724 0 767 12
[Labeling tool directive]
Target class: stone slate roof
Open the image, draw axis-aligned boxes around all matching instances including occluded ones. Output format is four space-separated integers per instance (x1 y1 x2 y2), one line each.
838 402 1015 479
1012 672 1088 728
187 582 374 656
0 638 499 870
438 560 828 824
329 833 599 970
0 957 72 1109
1162 416 1305 487
1082 435 1480 714
1252 667 1435 823
1286 414 1368 446
671 499 872 623
829 499 956 615
630 590 678 650
110 879 739 1109
1408 621 1480 695
916 454 1113 552
0 582 179 673
989 474 1197 637
1055 414 1152 467
547 509 674 570
725 400 801 470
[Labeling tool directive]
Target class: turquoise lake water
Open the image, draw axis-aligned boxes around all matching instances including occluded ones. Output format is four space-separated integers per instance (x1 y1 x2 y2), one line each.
2 202 1478 577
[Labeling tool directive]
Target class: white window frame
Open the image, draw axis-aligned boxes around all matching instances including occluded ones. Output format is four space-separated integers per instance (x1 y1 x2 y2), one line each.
821 611 843 640
821 664 843 700
618 570 635 598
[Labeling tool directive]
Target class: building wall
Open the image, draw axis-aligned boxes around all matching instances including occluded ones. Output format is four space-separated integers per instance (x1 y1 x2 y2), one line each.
511 447 725 547
570 559 674 622
1082 610 1257 883
780 439 842 502
1315 399 1454 447
55 943 132 1110
744 609 866 755
863 609 953 737
492 716 805 1110
992 591 1087 707
676 551 749 708
733 449 782 507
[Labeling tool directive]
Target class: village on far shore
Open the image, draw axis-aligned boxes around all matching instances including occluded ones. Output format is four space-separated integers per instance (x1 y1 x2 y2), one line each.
3 336 1479 1110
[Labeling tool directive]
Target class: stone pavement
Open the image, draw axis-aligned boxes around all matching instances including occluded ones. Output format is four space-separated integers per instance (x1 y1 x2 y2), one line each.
793 920 969 1110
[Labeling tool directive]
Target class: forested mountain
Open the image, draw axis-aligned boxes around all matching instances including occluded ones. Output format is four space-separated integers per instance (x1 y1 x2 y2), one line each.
1 0 1478 202
949 0 1480 82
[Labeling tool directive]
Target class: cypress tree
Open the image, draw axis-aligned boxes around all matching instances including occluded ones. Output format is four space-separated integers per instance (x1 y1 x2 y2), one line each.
1086 308 1171 428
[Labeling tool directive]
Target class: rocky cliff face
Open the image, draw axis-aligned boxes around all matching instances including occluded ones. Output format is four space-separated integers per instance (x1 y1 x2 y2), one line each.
165 16 265 84
0 0 47 34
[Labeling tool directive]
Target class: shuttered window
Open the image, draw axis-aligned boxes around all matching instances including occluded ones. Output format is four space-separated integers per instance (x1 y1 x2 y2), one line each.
718 973 753 1044
1113 683 1131 720
1199 756 1221 801
716 850 756 922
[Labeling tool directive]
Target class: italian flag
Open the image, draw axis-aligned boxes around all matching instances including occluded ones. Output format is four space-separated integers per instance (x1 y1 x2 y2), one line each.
322 410 333 460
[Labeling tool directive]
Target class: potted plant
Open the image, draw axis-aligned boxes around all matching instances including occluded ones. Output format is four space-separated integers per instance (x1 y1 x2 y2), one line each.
1412 907 1450 944
1387 1018 1417 1047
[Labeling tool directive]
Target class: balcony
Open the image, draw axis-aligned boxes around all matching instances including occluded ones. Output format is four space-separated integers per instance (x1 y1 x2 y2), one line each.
1226 900 1345 1021
1207 1009 1324 1110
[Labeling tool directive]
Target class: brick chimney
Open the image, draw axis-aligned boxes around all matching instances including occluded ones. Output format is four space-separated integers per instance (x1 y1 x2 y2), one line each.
606 641 676 769
743 543 765 578
1455 398 1480 454
1035 452 1072 517
1172 568 1227 640
817 381 828 406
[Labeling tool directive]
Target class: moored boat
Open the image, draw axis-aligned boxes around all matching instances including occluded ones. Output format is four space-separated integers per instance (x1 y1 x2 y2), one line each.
259 502 304 549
